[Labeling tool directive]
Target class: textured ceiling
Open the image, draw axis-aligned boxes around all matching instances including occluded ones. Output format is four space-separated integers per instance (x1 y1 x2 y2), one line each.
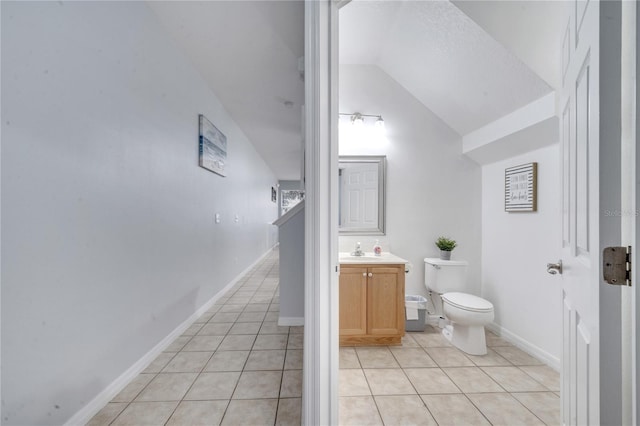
149 1 304 180
340 0 553 135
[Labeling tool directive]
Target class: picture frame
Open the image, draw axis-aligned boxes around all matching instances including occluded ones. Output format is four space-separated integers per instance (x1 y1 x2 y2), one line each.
505 162 537 212
271 186 277 203
199 114 227 177
281 189 305 214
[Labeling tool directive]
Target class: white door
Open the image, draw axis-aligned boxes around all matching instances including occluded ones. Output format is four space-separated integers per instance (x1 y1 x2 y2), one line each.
559 1 623 424
340 163 379 229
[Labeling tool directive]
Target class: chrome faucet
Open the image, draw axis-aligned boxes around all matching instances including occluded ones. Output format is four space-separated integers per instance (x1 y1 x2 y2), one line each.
351 242 364 256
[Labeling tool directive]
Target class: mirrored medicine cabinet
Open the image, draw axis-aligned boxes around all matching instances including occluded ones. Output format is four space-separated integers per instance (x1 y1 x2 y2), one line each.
338 155 386 235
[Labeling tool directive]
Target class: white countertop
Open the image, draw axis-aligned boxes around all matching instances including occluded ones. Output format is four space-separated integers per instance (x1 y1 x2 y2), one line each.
339 252 409 264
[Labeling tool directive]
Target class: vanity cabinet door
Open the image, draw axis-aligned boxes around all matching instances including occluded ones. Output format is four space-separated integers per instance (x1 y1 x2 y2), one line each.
339 266 368 336
367 266 404 336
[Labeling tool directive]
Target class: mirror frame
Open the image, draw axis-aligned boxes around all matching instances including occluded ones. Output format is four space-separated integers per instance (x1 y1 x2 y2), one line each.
338 155 386 235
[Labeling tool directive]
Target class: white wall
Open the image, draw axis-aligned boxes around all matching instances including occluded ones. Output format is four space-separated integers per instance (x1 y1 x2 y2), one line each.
276 206 305 324
482 144 562 366
1 2 278 424
338 65 482 298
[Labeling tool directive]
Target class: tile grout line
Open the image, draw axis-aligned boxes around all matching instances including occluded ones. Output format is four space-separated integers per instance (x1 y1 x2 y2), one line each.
272 323 291 425
461 392 495 425
514 365 557 392
161 324 223 425
389 347 443 424
219 284 262 424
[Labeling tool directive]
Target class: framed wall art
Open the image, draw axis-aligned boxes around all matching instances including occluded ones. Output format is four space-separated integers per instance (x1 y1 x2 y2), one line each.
281 190 305 214
505 162 537 212
199 114 227 177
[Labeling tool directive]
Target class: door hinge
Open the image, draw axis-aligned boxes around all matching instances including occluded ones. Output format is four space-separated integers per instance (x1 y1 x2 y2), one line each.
603 246 632 286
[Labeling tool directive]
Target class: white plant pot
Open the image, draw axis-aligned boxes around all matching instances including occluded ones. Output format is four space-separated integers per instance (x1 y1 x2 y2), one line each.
440 250 452 260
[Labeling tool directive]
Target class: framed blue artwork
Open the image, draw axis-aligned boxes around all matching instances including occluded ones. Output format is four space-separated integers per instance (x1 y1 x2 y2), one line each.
199 114 227 177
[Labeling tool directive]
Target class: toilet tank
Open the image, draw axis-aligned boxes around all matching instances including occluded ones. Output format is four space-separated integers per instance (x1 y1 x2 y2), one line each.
424 258 469 293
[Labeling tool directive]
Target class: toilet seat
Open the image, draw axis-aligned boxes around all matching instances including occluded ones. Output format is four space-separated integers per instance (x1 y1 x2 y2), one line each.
442 292 493 313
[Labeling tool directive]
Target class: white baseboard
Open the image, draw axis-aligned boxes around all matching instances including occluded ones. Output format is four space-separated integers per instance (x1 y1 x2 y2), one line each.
65 246 277 426
486 322 560 372
278 316 304 326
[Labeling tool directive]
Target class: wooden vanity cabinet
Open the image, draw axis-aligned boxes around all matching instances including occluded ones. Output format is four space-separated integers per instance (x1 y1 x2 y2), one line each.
339 263 405 346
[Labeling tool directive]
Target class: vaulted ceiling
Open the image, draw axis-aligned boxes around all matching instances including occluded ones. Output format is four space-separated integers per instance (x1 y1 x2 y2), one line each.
452 0 568 92
149 0 566 180
339 0 554 135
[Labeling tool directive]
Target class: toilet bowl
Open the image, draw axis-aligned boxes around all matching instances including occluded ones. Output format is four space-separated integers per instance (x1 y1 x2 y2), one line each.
441 292 494 355
424 258 494 355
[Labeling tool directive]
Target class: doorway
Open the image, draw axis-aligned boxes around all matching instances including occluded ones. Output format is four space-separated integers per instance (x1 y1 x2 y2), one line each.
310 0 632 424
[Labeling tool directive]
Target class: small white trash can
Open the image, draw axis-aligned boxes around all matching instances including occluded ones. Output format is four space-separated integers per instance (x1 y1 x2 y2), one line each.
405 295 428 332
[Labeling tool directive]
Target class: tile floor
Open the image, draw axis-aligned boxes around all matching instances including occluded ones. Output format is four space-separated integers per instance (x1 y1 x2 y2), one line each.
88 250 302 425
87 247 560 426
339 327 561 426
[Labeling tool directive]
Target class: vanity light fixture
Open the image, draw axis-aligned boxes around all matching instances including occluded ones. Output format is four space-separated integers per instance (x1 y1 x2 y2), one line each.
351 113 365 128
339 112 384 127
339 112 388 145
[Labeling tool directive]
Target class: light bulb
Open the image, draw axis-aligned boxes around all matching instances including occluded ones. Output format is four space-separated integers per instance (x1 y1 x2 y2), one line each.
351 113 365 128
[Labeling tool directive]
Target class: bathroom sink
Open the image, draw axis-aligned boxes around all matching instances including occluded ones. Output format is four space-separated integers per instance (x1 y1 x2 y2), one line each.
339 252 409 264
341 255 380 261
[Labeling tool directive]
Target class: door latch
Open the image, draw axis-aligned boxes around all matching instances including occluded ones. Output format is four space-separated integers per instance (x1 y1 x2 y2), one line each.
547 260 563 275
603 246 631 286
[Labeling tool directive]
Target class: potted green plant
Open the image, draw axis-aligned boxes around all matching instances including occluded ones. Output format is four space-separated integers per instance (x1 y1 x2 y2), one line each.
435 237 457 260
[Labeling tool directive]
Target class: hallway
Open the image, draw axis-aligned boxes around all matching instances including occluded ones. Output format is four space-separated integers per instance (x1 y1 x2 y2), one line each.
87 250 302 425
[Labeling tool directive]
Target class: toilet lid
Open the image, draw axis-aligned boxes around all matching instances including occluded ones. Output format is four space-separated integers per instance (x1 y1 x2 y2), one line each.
442 292 494 312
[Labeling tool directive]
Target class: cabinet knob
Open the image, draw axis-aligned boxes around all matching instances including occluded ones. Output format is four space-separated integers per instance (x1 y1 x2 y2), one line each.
368 272 373 277
363 272 367 277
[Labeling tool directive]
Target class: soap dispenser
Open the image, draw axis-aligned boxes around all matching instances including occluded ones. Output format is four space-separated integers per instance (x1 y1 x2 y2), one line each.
373 239 382 256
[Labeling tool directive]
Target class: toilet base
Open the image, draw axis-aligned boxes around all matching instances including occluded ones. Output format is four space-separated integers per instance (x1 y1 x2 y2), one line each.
442 324 488 356
442 324 453 339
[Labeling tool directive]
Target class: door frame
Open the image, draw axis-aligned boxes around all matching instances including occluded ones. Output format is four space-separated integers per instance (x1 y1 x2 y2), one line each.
620 1 638 424
633 2 640 423
597 1 624 423
303 0 632 424
303 0 340 424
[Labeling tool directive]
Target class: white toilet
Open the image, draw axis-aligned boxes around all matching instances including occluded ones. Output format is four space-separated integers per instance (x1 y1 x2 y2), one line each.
424 258 494 355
